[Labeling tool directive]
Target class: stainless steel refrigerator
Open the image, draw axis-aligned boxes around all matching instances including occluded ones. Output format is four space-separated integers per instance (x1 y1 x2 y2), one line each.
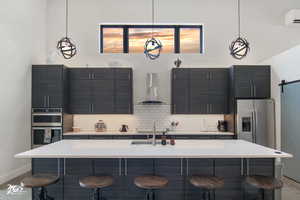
236 99 276 149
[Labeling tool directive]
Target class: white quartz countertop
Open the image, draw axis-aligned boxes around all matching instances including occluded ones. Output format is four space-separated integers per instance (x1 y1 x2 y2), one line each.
15 140 292 159
63 130 235 136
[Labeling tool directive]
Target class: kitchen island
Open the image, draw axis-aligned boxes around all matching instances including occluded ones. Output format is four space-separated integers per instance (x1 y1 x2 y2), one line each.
15 140 292 200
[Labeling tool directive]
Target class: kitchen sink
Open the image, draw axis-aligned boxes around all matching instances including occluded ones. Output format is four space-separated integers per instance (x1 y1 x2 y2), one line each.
131 140 169 145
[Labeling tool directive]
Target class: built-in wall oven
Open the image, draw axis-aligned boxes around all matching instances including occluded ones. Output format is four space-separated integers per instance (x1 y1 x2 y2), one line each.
32 108 62 127
32 127 62 147
32 108 63 148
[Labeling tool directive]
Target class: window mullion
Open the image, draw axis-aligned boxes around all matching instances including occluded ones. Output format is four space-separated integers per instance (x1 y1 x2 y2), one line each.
175 26 180 54
123 26 129 53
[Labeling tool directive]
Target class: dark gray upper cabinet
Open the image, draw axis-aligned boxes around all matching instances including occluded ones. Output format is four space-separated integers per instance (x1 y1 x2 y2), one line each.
32 65 67 109
231 65 270 99
171 69 190 114
69 68 133 114
172 68 229 114
114 69 133 114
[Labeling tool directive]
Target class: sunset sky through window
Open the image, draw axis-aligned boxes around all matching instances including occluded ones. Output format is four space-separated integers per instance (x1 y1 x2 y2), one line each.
102 26 201 53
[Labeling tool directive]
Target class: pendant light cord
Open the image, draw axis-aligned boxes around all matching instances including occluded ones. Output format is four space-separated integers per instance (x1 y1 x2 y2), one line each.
238 0 241 38
66 0 69 37
152 0 154 38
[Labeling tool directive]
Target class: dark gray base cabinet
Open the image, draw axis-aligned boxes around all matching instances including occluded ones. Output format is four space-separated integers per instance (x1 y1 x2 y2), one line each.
32 158 275 200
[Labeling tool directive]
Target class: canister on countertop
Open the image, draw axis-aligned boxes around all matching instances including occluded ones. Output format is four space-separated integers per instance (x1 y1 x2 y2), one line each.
95 120 107 132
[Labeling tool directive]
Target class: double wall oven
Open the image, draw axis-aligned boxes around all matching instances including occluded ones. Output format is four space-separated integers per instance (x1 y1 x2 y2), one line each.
31 108 63 148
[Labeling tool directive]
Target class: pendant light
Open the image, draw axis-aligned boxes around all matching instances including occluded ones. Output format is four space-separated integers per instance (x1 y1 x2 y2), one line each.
144 0 163 60
229 0 250 60
57 0 77 59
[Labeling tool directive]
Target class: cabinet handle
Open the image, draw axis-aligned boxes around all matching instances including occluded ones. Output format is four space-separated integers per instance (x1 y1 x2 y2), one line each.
44 96 47 107
119 158 122 176
47 96 50 107
88 73 91 79
253 85 256 96
92 73 95 79
91 104 94 112
206 104 209 113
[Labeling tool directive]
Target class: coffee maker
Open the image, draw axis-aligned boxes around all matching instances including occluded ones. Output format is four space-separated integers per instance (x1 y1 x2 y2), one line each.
217 120 228 132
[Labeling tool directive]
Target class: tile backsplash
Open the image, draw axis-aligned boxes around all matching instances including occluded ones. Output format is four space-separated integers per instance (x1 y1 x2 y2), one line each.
73 105 224 132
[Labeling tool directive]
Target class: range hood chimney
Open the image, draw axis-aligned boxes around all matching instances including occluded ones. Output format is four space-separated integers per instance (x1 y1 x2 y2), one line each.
140 73 164 104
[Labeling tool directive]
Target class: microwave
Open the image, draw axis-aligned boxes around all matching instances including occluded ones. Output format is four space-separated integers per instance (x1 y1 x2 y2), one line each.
32 108 62 127
32 127 62 147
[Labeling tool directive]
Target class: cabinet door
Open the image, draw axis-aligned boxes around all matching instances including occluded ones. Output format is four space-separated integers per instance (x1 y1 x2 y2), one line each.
234 67 253 98
69 80 92 114
64 159 93 200
209 95 228 114
32 82 48 108
69 68 91 80
172 78 190 114
233 66 270 99
92 79 114 114
32 158 64 200
209 68 228 95
190 94 210 114
47 81 63 108
115 70 132 114
92 68 114 80
32 66 63 108
190 69 210 94
252 67 270 98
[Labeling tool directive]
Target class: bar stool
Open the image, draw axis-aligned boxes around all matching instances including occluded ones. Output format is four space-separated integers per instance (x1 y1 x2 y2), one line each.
21 174 59 200
245 175 283 200
134 175 169 200
79 176 114 200
189 175 224 200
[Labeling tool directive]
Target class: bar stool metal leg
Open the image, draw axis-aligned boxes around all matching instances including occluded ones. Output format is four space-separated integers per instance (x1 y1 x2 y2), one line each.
93 188 101 200
260 189 265 200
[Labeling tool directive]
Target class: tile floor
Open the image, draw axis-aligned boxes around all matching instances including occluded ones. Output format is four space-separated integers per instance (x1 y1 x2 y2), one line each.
0 175 299 199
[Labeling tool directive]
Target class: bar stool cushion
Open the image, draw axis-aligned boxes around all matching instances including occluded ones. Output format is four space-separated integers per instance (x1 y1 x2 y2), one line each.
245 175 283 190
79 176 114 189
190 175 224 190
134 175 168 189
21 174 59 188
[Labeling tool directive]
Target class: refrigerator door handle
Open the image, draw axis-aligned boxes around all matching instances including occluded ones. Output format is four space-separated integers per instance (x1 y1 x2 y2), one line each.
253 111 257 143
251 112 255 143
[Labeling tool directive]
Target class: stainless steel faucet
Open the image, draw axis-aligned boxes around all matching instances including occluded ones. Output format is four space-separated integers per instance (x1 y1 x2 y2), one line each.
152 121 157 146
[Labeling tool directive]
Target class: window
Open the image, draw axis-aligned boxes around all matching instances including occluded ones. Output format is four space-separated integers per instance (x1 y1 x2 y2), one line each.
100 25 203 54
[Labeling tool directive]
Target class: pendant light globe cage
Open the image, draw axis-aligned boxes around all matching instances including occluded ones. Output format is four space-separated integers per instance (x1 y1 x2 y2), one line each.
57 0 77 60
144 37 163 60
229 37 250 60
144 0 163 60
230 0 250 60
57 36 77 59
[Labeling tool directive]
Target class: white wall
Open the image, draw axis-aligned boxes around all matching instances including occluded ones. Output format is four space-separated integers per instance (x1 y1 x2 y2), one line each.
260 45 300 149
0 0 47 184
45 0 300 103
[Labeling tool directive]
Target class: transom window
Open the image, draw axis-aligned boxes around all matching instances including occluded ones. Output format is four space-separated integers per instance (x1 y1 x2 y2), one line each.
100 24 203 54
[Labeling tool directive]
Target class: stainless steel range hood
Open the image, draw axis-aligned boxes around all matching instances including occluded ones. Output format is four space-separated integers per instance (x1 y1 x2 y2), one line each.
140 73 164 105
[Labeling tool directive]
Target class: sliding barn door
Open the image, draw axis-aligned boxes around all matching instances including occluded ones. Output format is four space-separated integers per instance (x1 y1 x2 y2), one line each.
281 82 300 182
